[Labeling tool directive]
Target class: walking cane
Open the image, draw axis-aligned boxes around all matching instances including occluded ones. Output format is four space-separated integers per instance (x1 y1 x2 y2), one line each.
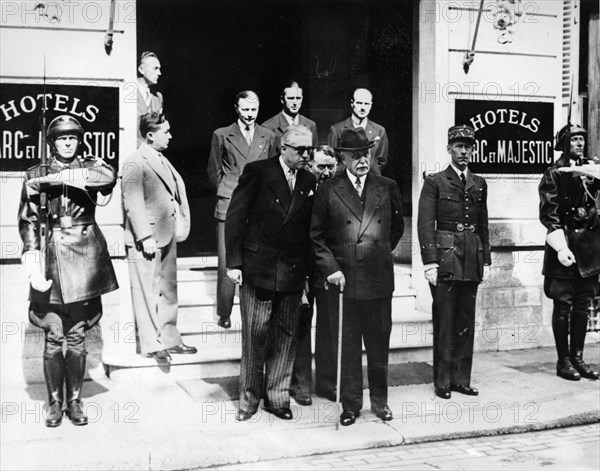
335 287 343 430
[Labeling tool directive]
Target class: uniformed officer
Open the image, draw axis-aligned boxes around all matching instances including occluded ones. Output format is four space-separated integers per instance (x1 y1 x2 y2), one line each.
18 115 119 427
539 124 600 381
417 124 491 400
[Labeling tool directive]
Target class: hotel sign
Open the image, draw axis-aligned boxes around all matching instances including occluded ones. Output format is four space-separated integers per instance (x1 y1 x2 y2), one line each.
455 99 554 174
0 84 119 172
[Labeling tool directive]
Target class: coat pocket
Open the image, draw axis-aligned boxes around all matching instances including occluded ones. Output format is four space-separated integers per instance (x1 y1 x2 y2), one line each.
243 240 259 253
436 231 456 276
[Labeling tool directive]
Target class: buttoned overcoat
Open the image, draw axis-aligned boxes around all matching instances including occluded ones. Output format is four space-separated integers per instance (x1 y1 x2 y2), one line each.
310 172 404 300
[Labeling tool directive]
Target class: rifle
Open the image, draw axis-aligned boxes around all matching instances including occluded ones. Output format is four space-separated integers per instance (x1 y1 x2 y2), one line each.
39 58 49 277
564 74 574 161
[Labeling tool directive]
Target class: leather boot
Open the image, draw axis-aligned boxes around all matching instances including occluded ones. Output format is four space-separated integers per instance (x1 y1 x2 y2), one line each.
65 350 88 425
570 302 599 380
43 352 64 427
552 304 580 381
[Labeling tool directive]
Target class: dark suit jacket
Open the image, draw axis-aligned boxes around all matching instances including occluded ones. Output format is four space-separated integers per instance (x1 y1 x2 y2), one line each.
226 158 317 292
311 172 404 300
417 166 491 282
207 123 277 220
137 89 163 146
261 112 318 152
327 117 389 174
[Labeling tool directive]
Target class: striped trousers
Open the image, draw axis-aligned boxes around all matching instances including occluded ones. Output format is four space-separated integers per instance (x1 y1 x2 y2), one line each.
238 282 302 413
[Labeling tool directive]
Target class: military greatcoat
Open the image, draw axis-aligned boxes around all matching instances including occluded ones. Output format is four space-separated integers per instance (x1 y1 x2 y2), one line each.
539 155 600 279
18 156 118 321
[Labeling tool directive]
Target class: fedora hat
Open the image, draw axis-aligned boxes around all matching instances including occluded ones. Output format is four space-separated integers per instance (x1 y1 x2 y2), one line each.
335 128 376 152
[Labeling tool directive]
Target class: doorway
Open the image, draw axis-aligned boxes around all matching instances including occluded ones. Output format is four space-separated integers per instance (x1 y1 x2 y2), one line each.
137 0 414 257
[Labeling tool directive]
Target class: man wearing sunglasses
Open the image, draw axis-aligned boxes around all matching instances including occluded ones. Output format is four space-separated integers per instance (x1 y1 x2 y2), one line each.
225 125 316 422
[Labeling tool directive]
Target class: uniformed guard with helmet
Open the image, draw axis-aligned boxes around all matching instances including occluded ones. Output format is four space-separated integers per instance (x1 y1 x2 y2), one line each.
18 115 119 427
539 123 600 381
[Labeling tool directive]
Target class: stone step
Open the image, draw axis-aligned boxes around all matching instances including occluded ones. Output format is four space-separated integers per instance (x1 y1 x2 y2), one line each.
104 309 433 384
176 288 419 334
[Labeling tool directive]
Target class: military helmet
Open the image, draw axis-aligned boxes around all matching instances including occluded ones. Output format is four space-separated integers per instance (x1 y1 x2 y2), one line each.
554 124 586 151
46 115 84 140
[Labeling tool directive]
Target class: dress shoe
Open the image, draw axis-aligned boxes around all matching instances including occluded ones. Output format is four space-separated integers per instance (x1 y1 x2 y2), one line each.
371 405 393 421
450 384 479 396
571 357 599 380
291 391 313 406
66 400 88 426
265 406 293 420
167 344 198 355
235 410 255 422
557 358 581 381
340 410 360 426
435 387 451 399
147 350 171 362
45 401 63 428
217 317 232 329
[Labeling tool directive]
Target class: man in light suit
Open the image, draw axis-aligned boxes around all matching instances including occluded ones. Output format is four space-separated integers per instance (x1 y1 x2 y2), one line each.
136 51 164 146
262 81 318 153
311 128 404 426
207 91 277 329
122 112 196 362
327 88 389 175
226 125 316 422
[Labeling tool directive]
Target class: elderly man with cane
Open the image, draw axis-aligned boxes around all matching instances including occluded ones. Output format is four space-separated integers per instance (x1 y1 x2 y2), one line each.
311 128 404 426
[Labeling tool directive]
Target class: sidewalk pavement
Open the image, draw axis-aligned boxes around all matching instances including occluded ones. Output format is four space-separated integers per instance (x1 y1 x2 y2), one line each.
1 344 599 471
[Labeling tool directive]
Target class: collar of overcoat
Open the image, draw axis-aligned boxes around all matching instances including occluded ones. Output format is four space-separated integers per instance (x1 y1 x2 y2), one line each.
332 173 385 240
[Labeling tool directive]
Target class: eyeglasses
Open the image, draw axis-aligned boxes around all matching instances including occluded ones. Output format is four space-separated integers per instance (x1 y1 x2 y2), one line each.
284 144 313 156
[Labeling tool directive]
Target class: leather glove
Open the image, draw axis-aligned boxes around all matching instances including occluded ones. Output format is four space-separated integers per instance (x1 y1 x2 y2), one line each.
557 248 576 267
424 267 438 286
227 269 243 286
21 251 52 292
482 265 490 282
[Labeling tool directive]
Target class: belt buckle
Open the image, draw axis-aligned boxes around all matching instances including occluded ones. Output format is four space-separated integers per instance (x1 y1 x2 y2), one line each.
468 225 476 233
456 223 464 232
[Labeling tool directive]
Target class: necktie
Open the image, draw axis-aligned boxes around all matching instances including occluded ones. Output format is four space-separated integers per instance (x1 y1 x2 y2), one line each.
354 177 362 197
244 126 252 146
144 89 152 108
460 172 467 186
287 168 295 193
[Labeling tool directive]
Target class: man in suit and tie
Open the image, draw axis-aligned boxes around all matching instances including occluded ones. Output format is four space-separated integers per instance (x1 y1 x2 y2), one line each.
311 128 404 426
207 91 277 329
225 125 316 422
308 146 341 402
327 88 389 175
137 51 164 146
262 81 318 153
417 125 491 400
122 112 196 362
